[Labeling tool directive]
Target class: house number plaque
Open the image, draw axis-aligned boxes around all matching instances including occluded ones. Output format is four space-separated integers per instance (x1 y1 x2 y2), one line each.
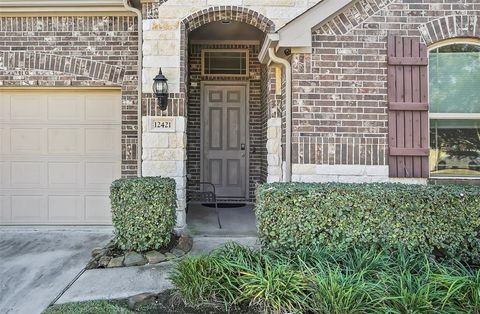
148 116 175 133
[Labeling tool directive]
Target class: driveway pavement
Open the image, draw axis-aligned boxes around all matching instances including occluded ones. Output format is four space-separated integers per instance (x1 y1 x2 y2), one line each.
0 228 112 314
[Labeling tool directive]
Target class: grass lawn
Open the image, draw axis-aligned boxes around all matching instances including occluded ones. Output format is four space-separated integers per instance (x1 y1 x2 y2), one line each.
43 290 257 314
43 300 134 314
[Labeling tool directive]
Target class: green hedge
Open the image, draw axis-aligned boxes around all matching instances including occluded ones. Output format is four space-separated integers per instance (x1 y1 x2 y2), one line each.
255 183 480 263
110 177 176 251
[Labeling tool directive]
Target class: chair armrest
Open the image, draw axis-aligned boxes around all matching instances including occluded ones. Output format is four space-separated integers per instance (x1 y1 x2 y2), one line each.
199 182 216 195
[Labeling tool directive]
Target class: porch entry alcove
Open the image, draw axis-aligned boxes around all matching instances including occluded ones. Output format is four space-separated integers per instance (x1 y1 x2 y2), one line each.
181 14 277 235
186 20 272 203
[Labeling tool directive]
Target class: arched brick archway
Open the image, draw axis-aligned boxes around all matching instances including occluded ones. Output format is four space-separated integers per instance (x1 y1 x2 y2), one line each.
178 6 275 94
419 15 480 46
180 6 276 201
181 6 275 33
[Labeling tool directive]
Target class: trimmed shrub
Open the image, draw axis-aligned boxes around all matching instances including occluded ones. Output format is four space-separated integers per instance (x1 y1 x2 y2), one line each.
110 177 176 251
255 183 480 263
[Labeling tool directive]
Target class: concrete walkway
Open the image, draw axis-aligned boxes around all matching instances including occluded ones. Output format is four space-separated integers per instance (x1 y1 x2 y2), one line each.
0 227 112 314
187 204 258 237
56 236 259 304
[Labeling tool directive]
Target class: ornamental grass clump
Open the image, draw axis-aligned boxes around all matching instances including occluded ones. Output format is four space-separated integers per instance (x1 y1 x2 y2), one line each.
170 243 480 314
110 177 176 252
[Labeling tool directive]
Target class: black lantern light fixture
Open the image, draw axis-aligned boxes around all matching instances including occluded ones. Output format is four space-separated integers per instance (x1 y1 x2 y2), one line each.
152 68 169 111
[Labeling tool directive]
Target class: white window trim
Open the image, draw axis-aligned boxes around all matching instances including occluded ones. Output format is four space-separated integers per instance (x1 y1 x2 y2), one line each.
428 39 480 179
429 113 480 120
201 49 249 78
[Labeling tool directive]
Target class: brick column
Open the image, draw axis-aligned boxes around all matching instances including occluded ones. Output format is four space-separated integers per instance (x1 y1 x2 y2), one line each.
142 116 187 229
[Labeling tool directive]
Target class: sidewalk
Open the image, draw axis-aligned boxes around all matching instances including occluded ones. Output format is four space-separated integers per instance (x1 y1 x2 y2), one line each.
56 236 259 304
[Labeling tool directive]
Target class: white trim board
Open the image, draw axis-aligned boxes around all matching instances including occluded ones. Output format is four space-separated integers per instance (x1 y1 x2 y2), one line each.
0 0 130 13
0 0 123 6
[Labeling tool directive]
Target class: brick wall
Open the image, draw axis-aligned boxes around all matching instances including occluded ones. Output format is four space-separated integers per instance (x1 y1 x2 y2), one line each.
187 43 267 200
260 66 269 183
291 0 479 169
0 15 139 177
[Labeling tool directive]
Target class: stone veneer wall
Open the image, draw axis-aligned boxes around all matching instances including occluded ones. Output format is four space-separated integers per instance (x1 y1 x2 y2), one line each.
142 116 187 228
187 43 266 200
0 15 140 177
266 118 283 182
290 0 479 182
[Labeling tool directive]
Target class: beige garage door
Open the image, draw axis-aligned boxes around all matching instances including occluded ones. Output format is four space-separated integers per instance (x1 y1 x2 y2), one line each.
0 89 122 225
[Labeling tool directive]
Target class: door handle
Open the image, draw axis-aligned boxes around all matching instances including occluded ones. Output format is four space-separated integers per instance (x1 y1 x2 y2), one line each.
241 144 246 151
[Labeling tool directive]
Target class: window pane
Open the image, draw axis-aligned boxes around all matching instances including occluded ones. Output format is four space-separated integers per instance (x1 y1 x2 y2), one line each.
203 51 247 76
430 119 480 176
429 44 480 113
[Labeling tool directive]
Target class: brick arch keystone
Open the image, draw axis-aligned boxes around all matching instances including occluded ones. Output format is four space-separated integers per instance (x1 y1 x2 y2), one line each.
419 15 480 46
0 51 125 84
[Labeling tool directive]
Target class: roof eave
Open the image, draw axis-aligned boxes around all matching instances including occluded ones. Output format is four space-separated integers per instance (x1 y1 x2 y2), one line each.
259 33 280 65
276 0 355 49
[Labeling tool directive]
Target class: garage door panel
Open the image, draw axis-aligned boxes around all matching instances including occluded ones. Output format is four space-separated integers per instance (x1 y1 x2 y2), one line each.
0 89 121 225
85 128 121 156
0 128 8 154
0 196 12 222
11 128 45 154
0 162 9 188
48 195 84 222
48 162 83 188
85 95 121 122
0 94 10 121
11 195 47 222
85 195 111 223
10 94 47 121
11 162 46 188
85 162 121 187
47 95 84 122
47 128 83 155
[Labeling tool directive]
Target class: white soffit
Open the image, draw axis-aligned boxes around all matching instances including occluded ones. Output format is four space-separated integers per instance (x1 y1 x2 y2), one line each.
277 0 355 49
0 0 129 13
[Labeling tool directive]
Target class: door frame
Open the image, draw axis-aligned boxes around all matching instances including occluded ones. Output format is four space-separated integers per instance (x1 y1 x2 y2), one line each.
200 81 250 200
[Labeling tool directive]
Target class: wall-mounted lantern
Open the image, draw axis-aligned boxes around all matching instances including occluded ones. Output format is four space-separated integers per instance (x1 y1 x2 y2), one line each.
152 68 169 111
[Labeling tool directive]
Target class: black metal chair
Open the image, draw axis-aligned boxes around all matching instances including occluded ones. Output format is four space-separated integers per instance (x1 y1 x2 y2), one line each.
186 182 221 229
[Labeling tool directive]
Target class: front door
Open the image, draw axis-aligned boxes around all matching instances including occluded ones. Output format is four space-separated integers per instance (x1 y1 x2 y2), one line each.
202 84 247 199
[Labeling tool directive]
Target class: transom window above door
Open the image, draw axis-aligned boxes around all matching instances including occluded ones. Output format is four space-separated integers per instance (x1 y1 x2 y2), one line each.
429 42 480 177
202 49 248 77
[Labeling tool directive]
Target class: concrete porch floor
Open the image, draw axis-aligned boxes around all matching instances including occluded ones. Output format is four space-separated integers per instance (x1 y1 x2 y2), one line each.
186 203 258 237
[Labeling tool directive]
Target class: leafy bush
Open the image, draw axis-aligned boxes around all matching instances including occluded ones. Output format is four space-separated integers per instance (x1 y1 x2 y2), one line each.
110 177 176 251
171 243 480 314
256 182 480 264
